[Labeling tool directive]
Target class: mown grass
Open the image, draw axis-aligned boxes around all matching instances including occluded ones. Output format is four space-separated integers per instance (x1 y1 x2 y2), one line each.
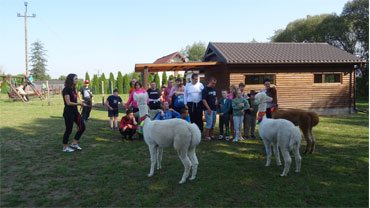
0 94 368 207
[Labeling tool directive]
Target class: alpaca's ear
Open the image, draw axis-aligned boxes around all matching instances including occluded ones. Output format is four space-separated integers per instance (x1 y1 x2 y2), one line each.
133 93 138 101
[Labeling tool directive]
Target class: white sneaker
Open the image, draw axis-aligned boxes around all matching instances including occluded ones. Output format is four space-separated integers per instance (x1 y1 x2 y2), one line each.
225 136 230 141
63 147 74 152
219 135 223 140
70 144 82 151
232 138 239 142
239 136 244 141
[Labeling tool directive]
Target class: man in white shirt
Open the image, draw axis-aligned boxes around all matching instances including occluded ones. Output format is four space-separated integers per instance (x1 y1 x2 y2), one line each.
184 73 204 132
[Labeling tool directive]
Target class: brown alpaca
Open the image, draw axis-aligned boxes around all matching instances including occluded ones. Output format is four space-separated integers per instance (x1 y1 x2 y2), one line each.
272 109 319 154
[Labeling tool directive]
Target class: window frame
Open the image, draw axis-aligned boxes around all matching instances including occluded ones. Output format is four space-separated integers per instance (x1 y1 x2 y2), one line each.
244 74 276 85
313 73 342 84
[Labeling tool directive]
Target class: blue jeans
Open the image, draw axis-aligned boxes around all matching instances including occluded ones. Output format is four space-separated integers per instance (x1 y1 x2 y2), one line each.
204 110 217 129
233 115 244 138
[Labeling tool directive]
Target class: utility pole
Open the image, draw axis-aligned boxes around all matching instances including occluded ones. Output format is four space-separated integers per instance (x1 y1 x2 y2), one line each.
17 2 36 76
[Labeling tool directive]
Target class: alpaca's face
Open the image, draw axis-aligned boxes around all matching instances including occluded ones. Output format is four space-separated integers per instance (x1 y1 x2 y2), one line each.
255 92 272 105
134 93 148 106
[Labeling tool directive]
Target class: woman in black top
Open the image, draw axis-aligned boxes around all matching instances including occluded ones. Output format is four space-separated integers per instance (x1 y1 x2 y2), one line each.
62 74 87 152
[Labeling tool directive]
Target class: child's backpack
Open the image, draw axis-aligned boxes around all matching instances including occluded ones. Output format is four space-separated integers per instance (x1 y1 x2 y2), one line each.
174 94 185 108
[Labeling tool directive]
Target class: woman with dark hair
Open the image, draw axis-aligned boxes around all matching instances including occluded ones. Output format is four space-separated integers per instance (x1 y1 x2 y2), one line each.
62 74 87 152
125 81 148 113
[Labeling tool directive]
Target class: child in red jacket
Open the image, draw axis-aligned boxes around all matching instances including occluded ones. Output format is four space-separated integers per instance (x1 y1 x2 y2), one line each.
119 110 137 140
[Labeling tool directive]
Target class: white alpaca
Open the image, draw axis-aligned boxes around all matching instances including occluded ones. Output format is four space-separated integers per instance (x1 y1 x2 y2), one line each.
254 92 302 176
134 92 201 184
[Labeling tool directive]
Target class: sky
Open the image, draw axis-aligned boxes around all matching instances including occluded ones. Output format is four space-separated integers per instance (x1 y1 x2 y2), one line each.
0 0 350 79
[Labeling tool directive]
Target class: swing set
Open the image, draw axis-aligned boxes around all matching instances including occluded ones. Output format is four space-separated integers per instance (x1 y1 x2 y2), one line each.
0 75 45 102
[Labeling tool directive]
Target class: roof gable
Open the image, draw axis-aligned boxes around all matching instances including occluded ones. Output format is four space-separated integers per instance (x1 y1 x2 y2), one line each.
203 42 365 64
153 52 185 64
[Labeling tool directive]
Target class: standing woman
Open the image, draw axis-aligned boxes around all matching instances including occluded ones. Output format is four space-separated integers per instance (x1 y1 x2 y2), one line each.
62 74 87 152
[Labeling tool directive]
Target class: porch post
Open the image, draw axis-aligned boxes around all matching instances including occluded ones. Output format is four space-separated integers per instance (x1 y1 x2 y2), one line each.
142 66 149 90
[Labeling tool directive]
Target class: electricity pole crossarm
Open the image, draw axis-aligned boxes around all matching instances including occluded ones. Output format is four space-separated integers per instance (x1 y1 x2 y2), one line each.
17 2 36 76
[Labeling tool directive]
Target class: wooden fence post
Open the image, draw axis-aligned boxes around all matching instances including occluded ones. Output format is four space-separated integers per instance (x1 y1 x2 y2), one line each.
101 81 104 105
46 81 50 106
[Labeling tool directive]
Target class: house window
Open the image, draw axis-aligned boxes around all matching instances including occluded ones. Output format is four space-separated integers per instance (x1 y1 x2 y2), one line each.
245 75 275 85
314 74 341 83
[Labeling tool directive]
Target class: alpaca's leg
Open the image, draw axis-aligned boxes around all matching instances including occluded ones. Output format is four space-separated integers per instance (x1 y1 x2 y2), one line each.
300 123 311 154
309 129 315 153
263 140 272 167
293 143 302 172
157 147 163 170
177 149 191 184
188 146 199 181
148 144 157 177
280 148 292 176
273 143 282 166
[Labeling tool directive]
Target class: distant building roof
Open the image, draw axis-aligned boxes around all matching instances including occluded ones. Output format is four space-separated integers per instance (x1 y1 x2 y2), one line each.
153 52 186 64
204 42 366 64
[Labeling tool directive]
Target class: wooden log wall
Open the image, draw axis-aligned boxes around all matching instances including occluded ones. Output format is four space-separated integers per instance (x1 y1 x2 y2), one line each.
229 71 354 110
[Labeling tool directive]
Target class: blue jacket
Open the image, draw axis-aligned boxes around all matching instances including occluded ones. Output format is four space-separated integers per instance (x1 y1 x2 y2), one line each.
176 115 191 122
218 98 232 115
154 109 180 120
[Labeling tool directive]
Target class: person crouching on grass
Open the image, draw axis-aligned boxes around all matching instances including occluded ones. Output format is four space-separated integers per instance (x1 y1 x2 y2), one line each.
105 89 125 130
119 110 137 141
62 74 87 152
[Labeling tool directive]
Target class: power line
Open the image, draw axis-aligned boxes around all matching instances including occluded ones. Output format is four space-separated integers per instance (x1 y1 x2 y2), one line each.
17 2 36 76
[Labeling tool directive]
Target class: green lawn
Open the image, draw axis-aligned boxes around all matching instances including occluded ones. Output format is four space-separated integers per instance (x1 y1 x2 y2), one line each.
0 94 368 207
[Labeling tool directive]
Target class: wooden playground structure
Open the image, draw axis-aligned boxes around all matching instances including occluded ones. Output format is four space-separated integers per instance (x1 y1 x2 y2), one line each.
0 75 45 102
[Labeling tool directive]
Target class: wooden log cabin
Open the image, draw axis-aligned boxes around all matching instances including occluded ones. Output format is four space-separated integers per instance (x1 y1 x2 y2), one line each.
135 42 366 114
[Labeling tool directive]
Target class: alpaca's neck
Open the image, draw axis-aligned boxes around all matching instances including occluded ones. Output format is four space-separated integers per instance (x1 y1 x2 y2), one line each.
258 103 267 113
138 104 148 118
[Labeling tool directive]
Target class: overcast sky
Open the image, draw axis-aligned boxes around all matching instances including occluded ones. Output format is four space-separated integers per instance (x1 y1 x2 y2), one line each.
0 0 350 79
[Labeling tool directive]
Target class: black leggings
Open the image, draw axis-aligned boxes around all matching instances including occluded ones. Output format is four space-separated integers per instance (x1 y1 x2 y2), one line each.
82 100 92 120
63 113 86 144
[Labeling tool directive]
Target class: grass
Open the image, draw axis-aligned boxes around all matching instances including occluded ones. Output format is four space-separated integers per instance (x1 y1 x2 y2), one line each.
0 94 368 207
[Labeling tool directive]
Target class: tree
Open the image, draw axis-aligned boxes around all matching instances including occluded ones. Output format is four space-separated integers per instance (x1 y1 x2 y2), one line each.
132 72 139 81
169 74 175 81
76 79 83 90
99 73 108 94
154 72 161 88
123 74 130 94
1 77 8 94
109 72 115 94
85 72 90 83
29 40 49 80
180 41 207 61
117 71 124 94
58 75 66 80
92 74 100 94
148 73 153 84
342 0 369 56
162 71 168 86
177 74 182 80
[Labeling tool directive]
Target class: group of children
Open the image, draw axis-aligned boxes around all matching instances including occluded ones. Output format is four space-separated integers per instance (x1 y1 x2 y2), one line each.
101 77 272 143
103 78 191 141
218 84 259 142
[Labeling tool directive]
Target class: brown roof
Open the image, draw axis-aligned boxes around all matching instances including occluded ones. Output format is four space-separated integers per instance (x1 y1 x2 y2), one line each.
153 52 185 64
205 42 365 64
